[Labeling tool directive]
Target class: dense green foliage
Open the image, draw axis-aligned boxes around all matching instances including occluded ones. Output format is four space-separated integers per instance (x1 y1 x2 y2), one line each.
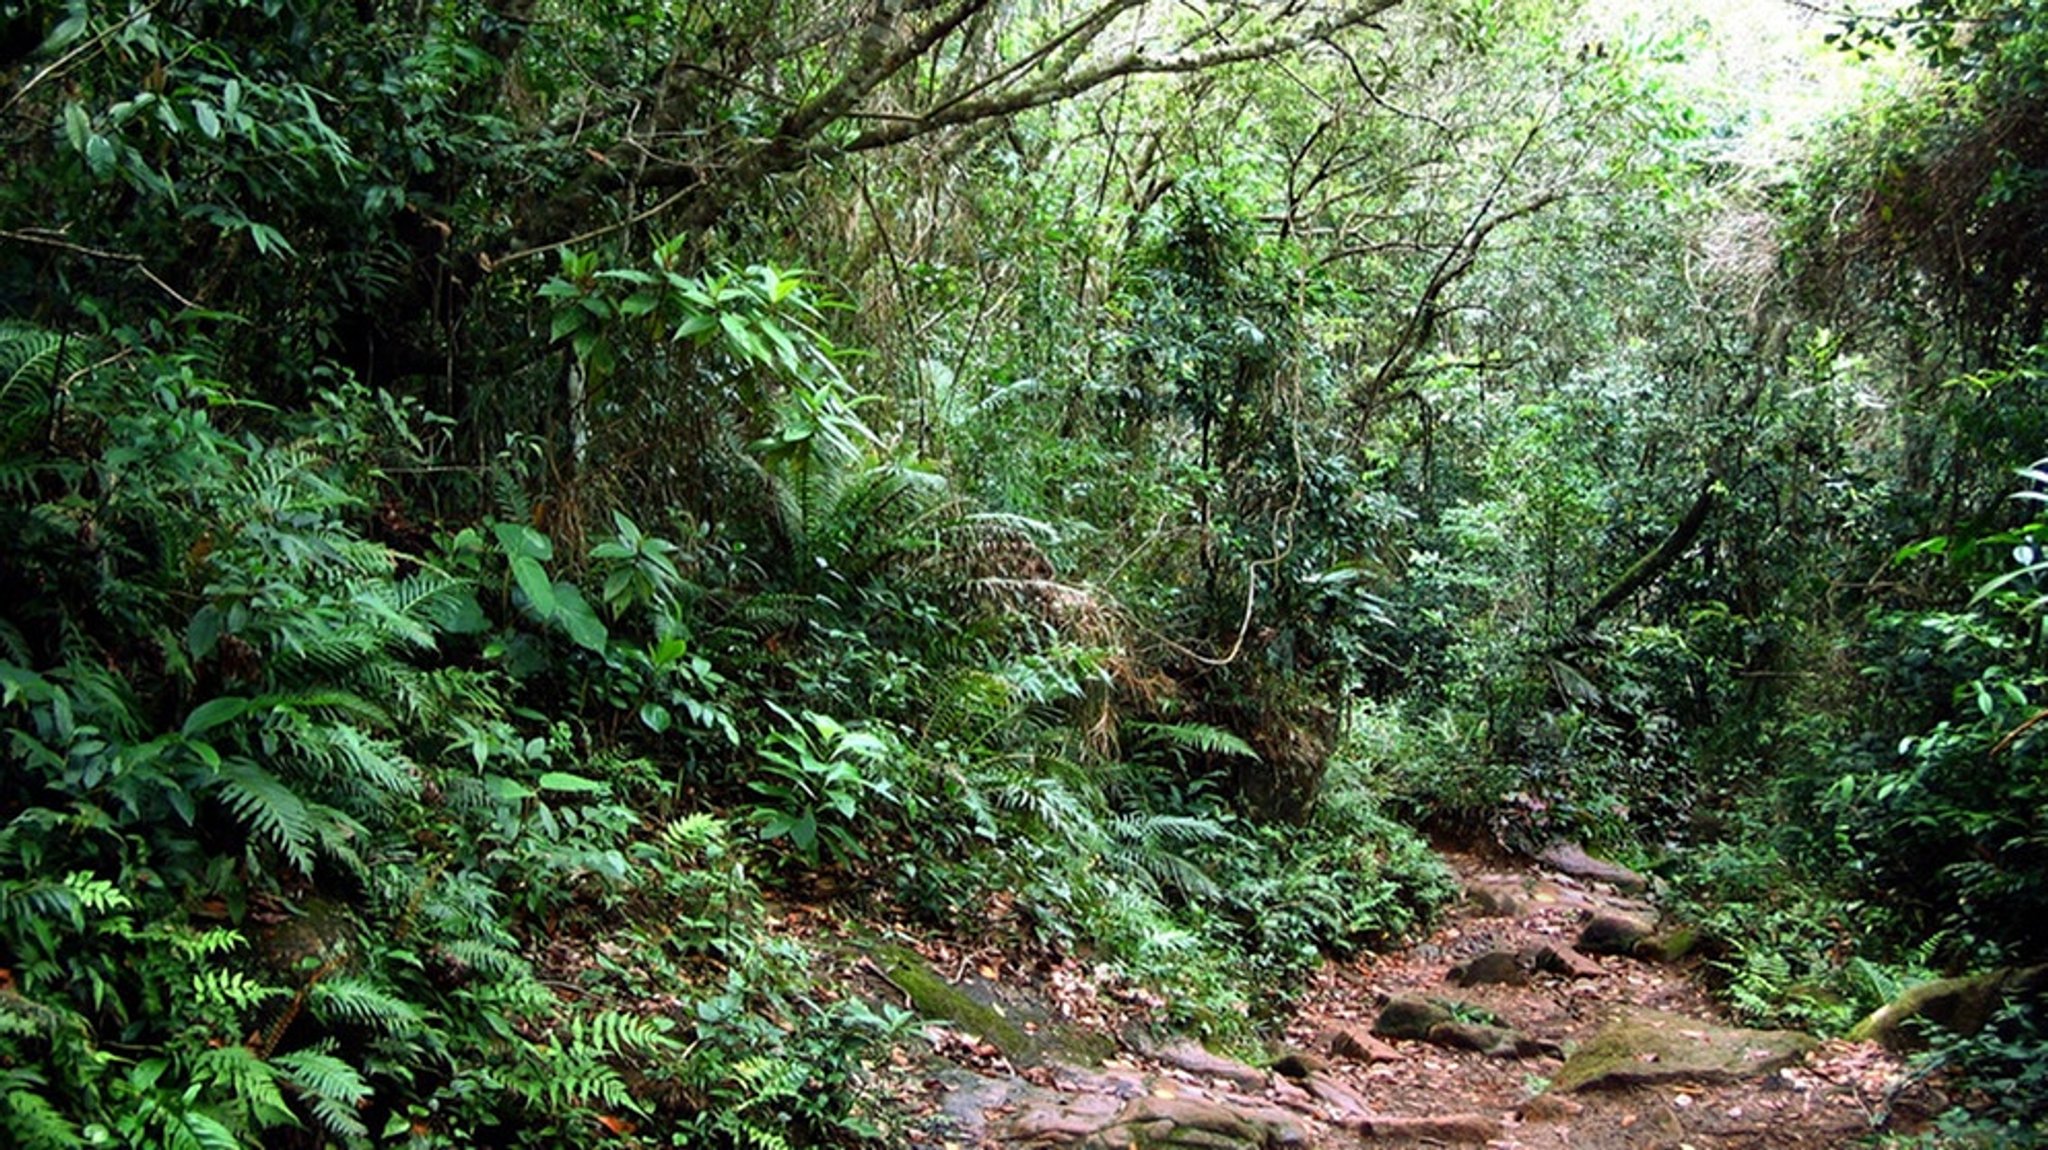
4 0 2047 1144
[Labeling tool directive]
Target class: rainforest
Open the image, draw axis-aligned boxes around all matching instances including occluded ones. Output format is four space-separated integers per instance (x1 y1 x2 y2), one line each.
1 0 2046 1146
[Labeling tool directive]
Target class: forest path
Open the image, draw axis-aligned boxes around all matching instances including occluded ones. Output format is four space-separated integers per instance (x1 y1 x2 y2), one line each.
869 844 1919 1149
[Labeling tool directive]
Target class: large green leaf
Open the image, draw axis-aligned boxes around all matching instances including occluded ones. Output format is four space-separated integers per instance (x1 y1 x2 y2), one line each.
552 583 608 651
182 696 251 737
510 556 555 618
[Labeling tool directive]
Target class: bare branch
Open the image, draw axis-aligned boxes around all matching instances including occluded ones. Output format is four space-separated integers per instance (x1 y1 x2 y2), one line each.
839 3 1404 154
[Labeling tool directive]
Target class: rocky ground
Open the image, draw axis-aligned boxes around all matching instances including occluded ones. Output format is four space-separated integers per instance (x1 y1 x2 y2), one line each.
863 844 1932 1149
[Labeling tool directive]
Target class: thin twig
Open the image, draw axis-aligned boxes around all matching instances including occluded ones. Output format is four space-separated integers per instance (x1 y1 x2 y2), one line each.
4 7 158 114
485 183 697 271
1989 707 2048 758
3 227 200 309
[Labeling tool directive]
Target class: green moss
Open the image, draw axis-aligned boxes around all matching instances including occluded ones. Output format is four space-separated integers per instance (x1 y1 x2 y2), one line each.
1552 1007 1815 1092
1849 966 2047 1051
1644 925 1700 962
872 943 1113 1067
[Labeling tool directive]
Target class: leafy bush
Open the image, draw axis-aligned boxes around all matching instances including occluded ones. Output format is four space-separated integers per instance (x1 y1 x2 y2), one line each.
1909 1000 2048 1148
0 340 892 1147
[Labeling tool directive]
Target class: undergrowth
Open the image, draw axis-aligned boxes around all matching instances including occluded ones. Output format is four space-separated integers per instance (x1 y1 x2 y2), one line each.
0 322 1457 1145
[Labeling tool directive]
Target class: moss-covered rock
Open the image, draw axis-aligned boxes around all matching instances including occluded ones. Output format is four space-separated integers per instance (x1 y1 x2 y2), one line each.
1551 1007 1814 1092
1849 965 2048 1051
994 1090 1310 1149
872 942 1114 1067
1536 842 1650 892
1426 1021 1523 1057
1449 949 1529 986
1576 911 1655 956
1373 995 1454 1039
1643 924 1701 962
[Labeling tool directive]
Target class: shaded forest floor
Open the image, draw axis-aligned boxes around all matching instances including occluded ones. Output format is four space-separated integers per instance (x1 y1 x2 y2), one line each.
852 845 1938 1148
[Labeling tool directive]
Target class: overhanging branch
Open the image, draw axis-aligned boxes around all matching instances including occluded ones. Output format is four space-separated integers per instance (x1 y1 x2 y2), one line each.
1566 478 1718 640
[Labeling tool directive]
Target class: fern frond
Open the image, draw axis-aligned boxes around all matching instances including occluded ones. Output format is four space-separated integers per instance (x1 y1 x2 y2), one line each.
0 323 82 452
272 614 385 680
309 810 370 878
2 1069 84 1150
0 877 84 931
349 583 436 652
720 1119 794 1150
472 971 553 1017
533 1055 633 1113
264 688 389 725
570 1010 679 1059
388 666 506 728
436 937 527 977
1127 721 1260 761
985 766 1106 848
162 926 247 960
226 445 368 528
821 460 950 574
50 658 148 743
190 969 289 1016
213 759 316 875
654 812 728 857
287 720 419 805
1107 812 1235 901
729 592 808 633
401 868 521 949
193 1044 292 1129
272 1047 370 1140
730 1054 805 1103
0 870 132 931
309 977 424 1033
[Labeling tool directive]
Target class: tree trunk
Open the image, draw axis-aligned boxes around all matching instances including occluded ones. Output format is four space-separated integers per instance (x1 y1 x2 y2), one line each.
1566 479 1717 639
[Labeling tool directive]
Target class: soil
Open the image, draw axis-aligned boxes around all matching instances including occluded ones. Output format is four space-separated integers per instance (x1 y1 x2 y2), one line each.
863 844 1936 1149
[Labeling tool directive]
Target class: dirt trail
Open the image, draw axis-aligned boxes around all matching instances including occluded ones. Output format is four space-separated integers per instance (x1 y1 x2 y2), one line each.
872 845 1920 1148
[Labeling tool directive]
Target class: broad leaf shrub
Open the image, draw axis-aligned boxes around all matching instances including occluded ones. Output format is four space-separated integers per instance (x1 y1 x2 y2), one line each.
1666 454 2048 1139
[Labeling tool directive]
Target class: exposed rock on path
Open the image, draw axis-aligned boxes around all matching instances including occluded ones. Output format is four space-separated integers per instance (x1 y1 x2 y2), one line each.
1850 963 2048 1051
1535 842 1651 892
872 843 1919 1148
1550 1006 1816 1091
